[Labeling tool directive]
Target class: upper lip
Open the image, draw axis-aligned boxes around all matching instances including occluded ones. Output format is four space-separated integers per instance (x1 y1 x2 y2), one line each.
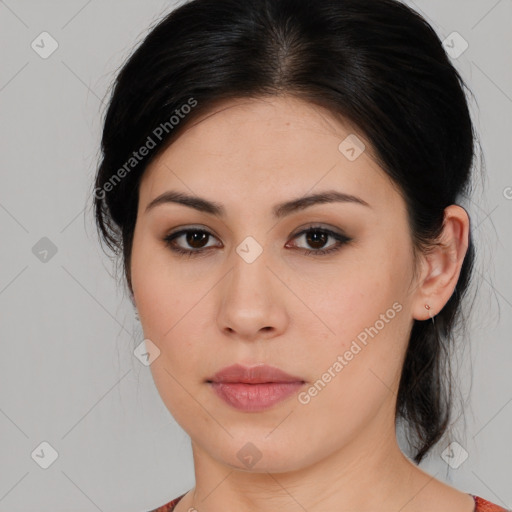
208 364 305 384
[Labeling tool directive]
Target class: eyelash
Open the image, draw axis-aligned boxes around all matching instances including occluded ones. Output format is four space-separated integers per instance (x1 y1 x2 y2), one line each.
163 225 352 258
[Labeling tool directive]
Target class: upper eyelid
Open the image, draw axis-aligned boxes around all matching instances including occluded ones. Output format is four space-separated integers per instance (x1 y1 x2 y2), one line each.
166 224 345 238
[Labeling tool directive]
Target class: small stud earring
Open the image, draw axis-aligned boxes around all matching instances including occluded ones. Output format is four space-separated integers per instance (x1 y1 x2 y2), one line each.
424 303 435 324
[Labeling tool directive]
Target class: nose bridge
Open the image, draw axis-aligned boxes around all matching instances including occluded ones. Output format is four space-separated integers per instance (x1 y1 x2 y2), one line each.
216 234 286 337
227 234 272 304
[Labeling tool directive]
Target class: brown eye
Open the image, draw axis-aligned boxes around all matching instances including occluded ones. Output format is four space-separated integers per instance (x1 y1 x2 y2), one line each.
304 230 329 249
183 231 210 249
288 226 352 256
163 228 220 256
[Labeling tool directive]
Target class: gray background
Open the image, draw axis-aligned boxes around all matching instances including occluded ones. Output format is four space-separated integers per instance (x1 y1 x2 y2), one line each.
0 1 511 511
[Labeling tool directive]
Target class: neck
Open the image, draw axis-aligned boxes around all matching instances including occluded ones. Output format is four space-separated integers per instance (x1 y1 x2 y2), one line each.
185 409 432 512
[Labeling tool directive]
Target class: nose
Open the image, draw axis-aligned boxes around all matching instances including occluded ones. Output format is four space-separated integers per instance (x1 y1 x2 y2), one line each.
215 246 288 342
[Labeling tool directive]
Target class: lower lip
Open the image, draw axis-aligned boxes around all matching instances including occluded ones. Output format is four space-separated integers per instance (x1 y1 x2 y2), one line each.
209 381 304 411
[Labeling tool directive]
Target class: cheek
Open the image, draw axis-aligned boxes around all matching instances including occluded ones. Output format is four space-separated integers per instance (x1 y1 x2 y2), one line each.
131 241 210 374
296 246 411 383
132 272 170 333
295 259 392 338
296 297 409 436
131 233 179 328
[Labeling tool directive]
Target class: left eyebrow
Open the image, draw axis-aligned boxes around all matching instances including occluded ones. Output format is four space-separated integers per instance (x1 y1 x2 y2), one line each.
144 189 371 218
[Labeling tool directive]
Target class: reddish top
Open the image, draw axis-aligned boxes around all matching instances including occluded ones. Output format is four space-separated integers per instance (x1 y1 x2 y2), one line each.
149 493 509 512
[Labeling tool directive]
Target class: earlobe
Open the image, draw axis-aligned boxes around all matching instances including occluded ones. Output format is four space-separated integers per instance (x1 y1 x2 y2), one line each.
412 205 470 321
424 303 434 323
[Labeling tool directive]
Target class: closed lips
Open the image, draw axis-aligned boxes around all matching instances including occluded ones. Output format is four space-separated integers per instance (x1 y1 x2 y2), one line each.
207 363 305 384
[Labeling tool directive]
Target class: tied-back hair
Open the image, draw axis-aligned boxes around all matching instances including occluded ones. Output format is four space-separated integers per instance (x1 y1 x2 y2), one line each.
93 0 479 463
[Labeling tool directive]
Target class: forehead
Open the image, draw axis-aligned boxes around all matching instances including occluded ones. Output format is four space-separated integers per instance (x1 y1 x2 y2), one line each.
139 95 399 214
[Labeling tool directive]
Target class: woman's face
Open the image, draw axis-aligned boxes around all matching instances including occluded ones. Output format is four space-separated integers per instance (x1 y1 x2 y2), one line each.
130 95 423 472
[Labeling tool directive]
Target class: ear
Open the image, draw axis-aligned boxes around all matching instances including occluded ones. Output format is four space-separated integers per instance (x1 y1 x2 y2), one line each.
412 205 470 321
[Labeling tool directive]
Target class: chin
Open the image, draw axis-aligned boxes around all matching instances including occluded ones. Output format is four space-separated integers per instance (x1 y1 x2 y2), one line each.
202 433 318 475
